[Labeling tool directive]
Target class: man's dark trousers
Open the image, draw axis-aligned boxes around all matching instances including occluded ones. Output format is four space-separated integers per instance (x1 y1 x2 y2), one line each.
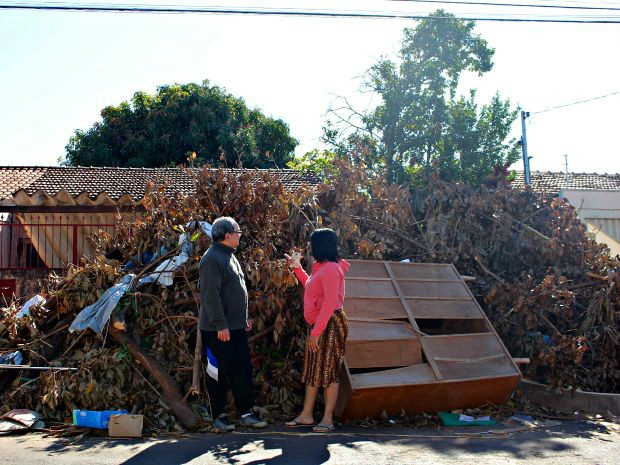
202 328 255 418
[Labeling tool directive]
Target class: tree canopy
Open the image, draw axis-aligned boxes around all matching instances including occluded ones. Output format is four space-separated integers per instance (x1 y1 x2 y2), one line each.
323 10 520 187
62 81 298 168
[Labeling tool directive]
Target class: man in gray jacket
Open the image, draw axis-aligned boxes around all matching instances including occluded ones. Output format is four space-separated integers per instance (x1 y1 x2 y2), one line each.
200 216 266 430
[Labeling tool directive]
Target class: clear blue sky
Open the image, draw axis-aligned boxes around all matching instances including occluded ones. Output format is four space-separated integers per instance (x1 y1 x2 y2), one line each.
1 1 619 173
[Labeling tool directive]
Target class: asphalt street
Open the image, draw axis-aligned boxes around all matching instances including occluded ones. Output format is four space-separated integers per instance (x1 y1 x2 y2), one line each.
1 419 619 464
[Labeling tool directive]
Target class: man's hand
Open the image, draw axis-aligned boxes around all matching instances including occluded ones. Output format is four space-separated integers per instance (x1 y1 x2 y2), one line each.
307 335 319 353
217 328 230 342
246 319 253 332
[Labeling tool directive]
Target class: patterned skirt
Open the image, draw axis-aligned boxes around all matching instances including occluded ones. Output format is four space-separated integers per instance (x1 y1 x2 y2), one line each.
301 310 348 388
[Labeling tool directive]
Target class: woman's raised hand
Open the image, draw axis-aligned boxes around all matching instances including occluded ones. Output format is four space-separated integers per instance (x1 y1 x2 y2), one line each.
284 251 302 269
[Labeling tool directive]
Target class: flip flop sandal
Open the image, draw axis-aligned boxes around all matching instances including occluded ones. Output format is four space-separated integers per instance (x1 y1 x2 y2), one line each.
285 418 315 427
312 423 335 433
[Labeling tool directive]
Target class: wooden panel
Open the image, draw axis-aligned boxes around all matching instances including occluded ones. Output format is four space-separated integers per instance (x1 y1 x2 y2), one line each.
347 261 390 279
398 280 470 299
436 358 517 380
407 299 483 319
346 279 397 298
424 333 508 360
335 361 353 416
338 375 520 419
344 298 407 320
348 320 417 341
383 262 443 381
346 339 423 369
390 263 459 280
350 364 436 389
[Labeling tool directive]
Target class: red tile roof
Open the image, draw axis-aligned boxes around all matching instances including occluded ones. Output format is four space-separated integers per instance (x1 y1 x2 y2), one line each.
0 167 47 201
0 166 320 202
512 171 620 194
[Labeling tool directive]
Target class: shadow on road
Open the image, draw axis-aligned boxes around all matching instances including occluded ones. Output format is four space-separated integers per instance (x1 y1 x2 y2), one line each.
23 419 615 464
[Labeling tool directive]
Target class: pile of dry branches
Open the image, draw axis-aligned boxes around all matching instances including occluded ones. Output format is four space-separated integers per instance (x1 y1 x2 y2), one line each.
1 162 619 433
321 162 620 393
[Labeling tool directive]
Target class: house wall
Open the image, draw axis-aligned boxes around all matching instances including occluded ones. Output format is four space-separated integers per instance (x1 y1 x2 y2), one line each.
560 189 620 256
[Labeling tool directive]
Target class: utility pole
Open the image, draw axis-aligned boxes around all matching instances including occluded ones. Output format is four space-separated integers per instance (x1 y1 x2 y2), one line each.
520 111 532 186
563 154 569 189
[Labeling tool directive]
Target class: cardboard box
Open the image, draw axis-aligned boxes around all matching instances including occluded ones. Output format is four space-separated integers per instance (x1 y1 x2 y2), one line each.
108 414 143 438
72 410 128 429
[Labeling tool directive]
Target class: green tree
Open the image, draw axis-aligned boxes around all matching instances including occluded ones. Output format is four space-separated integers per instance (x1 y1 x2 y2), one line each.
286 149 337 178
61 81 298 168
324 10 519 187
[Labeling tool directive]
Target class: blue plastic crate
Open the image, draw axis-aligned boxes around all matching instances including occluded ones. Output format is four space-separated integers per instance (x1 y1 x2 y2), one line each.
72 409 128 429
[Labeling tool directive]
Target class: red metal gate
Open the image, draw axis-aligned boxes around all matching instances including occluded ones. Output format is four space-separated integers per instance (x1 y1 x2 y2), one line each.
0 221 115 270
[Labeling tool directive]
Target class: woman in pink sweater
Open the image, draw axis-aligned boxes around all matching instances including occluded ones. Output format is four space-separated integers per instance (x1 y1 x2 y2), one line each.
284 228 349 432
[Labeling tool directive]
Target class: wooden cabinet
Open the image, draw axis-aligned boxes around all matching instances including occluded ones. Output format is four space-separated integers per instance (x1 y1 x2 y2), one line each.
336 260 521 419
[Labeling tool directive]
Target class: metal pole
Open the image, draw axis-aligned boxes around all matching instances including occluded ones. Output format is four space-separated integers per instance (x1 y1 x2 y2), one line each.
521 111 531 185
0 365 77 371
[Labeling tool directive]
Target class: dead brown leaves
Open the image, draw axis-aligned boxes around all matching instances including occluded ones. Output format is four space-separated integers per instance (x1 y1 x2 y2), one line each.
2 162 620 433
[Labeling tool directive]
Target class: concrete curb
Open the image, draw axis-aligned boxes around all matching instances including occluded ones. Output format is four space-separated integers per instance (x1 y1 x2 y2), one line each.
518 379 620 416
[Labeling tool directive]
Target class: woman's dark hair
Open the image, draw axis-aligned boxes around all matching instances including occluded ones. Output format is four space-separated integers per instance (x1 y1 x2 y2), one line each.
310 228 340 263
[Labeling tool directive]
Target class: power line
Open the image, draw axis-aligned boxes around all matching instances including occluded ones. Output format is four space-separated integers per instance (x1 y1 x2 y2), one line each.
2 2 620 23
389 0 620 12
14 0 620 10
532 91 620 114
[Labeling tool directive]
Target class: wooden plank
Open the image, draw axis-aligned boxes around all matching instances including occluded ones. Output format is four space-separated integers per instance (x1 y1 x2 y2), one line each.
346 339 423 369
427 332 496 338
338 375 520 419
407 299 483 319
435 358 518 379
433 354 505 363
341 358 353 389
348 277 464 282
336 360 353 416
384 262 443 380
350 364 436 389
348 320 418 341
347 317 409 325
424 333 505 360
349 259 460 267
344 298 407 320
398 280 471 299
389 262 459 280
344 296 472 301
347 261 390 279
346 279 398 298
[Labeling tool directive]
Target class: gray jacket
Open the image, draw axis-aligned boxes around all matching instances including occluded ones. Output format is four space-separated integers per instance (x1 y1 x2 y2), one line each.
199 242 249 332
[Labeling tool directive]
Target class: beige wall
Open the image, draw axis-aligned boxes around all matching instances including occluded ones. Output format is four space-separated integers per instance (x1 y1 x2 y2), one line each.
560 189 620 256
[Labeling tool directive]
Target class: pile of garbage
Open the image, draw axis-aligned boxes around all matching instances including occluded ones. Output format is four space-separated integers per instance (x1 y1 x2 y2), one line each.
0 168 317 432
322 161 620 393
1 162 619 433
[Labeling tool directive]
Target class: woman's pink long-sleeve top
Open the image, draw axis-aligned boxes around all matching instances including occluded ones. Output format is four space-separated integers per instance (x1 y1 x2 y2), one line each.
293 259 350 338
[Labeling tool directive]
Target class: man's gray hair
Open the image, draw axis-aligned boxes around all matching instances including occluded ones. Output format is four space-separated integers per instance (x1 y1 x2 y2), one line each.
211 217 238 242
